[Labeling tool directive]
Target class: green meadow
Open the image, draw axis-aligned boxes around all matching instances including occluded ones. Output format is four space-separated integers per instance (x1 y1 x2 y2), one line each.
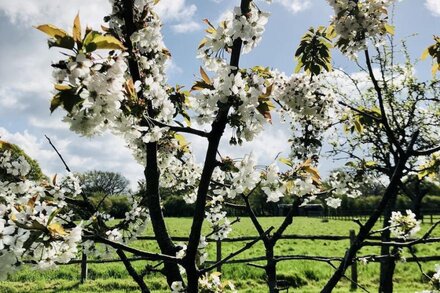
0 217 438 292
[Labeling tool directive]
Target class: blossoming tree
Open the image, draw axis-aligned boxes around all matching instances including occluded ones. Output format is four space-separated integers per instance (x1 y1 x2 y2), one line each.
1 0 440 292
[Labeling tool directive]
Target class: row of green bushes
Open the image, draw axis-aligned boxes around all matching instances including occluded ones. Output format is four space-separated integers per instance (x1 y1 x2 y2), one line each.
87 193 196 218
339 194 440 212
90 192 440 219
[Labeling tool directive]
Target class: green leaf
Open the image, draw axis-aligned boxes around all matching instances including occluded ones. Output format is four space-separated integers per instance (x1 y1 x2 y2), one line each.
191 80 214 91
35 24 68 38
432 63 439 75
51 90 83 113
278 157 293 167
174 133 189 152
256 102 273 123
182 111 192 127
48 35 75 50
364 161 377 167
421 48 430 60
50 95 62 113
354 117 364 133
73 13 81 43
47 209 61 225
200 67 212 85
54 84 72 91
294 60 303 73
83 31 125 52
384 24 395 35
198 38 207 49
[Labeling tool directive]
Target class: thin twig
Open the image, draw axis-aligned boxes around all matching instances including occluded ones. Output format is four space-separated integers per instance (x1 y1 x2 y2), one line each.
45 135 71 172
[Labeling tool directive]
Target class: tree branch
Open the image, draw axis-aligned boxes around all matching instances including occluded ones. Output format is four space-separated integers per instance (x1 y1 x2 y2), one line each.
45 135 71 172
200 226 274 274
116 249 151 293
363 49 403 155
91 234 181 264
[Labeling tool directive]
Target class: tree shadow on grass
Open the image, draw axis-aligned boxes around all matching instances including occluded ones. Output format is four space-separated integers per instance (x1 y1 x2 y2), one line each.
50 281 81 293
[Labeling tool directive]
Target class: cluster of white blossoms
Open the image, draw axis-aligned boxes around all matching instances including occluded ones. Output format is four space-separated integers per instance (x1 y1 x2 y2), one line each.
227 154 260 198
325 197 342 209
261 163 286 203
389 210 421 239
50 0 179 165
432 264 440 289
55 54 128 137
205 194 232 241
292 174 320 198
172 273 237 293
327 171 362 199
191 66 274 143
0 151 83 279
199 272 237 293
198 3 270 71
129 17 175 122
327 0 396 58
322 170 363 209
0 151 31 178
159 151 201 205
272 71 337 159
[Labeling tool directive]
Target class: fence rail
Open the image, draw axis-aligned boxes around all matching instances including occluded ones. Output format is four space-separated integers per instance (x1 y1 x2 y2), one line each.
320 210 440 224
67 226 440 290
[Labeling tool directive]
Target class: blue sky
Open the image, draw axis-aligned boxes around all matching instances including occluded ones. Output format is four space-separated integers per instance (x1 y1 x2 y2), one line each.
0 0 439 189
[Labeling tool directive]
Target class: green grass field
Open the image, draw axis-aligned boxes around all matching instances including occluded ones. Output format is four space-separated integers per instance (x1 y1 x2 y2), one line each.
0 217 439 292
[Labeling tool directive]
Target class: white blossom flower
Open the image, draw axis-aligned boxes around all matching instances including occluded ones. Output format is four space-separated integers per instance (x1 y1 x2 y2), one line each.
325 197 342 209
171 281 185 292
389 210 421 239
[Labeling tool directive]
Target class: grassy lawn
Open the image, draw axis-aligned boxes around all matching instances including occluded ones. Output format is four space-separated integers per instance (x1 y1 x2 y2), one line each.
0 217 438 292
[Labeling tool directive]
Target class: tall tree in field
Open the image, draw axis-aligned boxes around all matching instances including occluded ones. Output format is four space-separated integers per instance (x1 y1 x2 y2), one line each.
77 170 130 195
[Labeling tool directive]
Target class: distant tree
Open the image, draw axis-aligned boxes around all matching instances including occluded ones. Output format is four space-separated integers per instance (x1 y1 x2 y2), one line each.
0 139 46 181
77 170 130 195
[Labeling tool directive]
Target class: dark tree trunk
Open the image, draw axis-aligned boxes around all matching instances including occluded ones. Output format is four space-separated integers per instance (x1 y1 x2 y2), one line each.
120 0 183 287
379 194 397 293
184 1 251 291
321 152 410 292
412 196 423 220
265 245 278 293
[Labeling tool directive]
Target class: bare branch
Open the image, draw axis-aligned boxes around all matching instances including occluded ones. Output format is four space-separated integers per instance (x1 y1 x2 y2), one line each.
412 145 440 156
91 234 181 263
142 118 210 138
116 249 151 293
200 226 274 274
45 135 71 172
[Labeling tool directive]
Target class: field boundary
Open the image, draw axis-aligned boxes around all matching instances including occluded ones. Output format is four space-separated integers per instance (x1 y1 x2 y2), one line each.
58 227 440 289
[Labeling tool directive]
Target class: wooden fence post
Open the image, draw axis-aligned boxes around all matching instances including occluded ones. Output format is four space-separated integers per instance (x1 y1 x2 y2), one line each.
349 230 358 291
216 240 222 273
80 251 88 284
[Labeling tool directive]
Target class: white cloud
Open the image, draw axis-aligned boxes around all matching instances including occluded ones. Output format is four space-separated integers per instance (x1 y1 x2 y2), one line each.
0 127 144 190
426 0 440 17
216 9 233 23
0 0 110 28
0 88 25 110
0 0 202 35
28 116 69 130
273 0 312 14
172 21 202 33
165 59 184 77
155 0 202 33
155 0 197 21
